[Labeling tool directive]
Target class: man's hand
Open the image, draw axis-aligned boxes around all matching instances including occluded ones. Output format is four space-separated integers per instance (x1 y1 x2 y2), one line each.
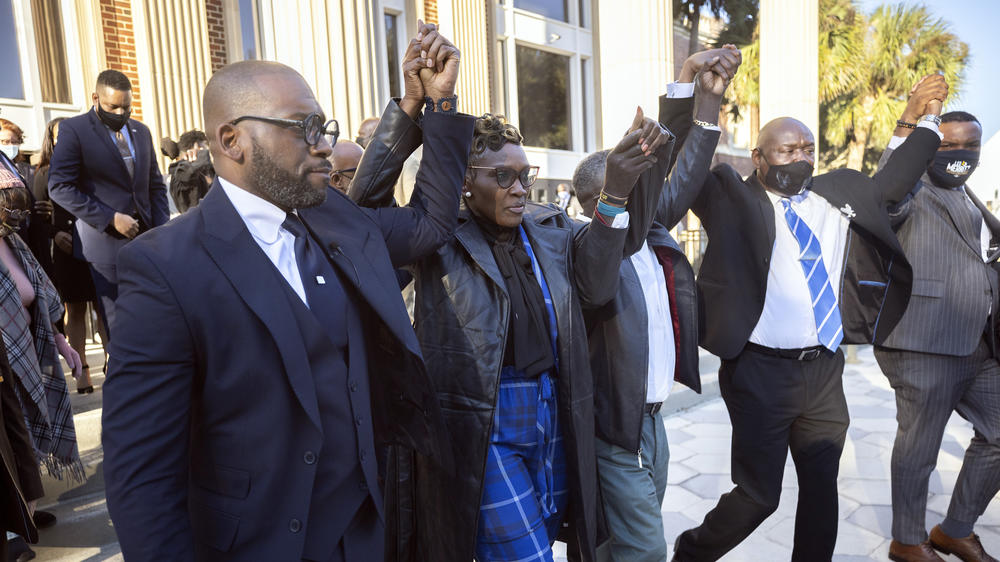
695 47 741 98
901 73 948 122
604 108 659 199
113 212 139 239
33 200 53 221
398 21 433 118
417 25 460 102
54 231 73 254
679 44 740 83
625 106 671 157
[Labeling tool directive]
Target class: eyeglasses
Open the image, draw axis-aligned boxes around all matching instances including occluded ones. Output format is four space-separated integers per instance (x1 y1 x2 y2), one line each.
2 207 28 223
468 165 539 189
332 167 357 178
229 113 339 146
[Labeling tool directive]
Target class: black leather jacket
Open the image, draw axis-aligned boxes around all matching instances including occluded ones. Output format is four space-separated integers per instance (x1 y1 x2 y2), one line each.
586 95 719 453
350 100 674 561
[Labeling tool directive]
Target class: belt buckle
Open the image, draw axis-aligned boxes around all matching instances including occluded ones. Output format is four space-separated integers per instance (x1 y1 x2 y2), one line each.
798 348 820 361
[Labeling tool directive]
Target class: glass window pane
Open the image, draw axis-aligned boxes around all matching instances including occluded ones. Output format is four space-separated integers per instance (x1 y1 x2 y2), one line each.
580 58 588 152
513 0 567 22
0 0 25 99
31 0 71 104
384 13 400 98
239 0 260 60
516 45 570 150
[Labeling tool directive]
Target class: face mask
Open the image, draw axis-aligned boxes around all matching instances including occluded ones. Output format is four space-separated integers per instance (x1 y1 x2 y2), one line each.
761 157 814 196
0 144 18 161
926 149 979 189
96 104 131 131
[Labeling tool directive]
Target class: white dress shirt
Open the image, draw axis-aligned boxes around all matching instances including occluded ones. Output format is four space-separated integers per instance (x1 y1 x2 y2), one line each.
630 241 676 403
664 82 721 132
218 178 309 305
749 190 850 349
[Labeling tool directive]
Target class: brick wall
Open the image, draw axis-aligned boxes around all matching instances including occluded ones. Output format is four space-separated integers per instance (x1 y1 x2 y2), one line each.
206 0 227 72
99 0 142 118
424 0 438 24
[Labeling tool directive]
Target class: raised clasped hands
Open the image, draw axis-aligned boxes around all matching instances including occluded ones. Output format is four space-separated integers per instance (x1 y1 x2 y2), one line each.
694 44 742 98
903 73 949 121
399 20 461 117
606 107 668 199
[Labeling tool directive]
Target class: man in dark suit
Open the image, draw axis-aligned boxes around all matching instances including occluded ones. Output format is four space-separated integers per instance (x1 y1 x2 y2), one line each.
574 48 734 562
101 49 473 561
48 69 169 338
670 77 945 562
874 106 1000 562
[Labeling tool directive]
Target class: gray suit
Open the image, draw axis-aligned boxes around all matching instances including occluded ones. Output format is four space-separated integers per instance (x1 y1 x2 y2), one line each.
874 146 1000 545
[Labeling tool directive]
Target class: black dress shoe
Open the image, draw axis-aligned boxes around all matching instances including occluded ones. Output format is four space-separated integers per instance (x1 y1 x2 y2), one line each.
76 385 94 394
32 509 56 529
7 536 35 562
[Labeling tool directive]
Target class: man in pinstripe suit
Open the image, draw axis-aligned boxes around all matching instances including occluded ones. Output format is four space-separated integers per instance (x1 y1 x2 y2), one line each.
875 99 1000 562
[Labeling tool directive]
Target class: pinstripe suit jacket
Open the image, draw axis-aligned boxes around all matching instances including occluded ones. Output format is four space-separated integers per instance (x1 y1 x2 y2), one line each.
877 148 1000 356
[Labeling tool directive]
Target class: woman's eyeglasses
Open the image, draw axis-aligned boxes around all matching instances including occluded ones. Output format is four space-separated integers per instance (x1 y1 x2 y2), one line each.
468 165 540 189
229 113 339 146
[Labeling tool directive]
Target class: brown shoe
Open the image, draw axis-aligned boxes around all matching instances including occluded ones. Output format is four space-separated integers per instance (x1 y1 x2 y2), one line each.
889 539 946 562
929 524 998 562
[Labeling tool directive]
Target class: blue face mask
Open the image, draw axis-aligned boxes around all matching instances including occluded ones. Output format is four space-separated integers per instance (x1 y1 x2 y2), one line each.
0 144 19 161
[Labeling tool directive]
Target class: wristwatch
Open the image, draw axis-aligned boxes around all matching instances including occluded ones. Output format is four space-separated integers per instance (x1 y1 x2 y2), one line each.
424 95 458 114
919 114 942 127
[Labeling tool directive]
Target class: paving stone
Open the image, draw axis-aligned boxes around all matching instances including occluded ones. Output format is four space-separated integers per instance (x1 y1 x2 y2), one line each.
668 443 697 462
680 422 733 438
834 520 890 556
680 453 731 475
850 417 897 433
668 428 696 445
680 436 732 456
667 463 697 485
664 416 692 430
848 404 898 419
661 483 707 511
681 473 734 499
840 478 893 506
843 438 889 460
839 453 892 480
847 504 894 537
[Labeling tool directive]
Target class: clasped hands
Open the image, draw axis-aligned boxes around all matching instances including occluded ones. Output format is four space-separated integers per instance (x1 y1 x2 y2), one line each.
398 20 461 118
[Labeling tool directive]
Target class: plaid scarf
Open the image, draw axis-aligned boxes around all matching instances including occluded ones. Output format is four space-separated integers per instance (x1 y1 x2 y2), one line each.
0 233 84 481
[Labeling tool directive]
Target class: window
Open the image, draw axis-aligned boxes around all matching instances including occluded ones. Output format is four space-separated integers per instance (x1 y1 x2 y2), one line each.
31 0 71 104
515 45 570 150
513 0 567 23
238 0 262 60
384 12 400 98
0 0 24 100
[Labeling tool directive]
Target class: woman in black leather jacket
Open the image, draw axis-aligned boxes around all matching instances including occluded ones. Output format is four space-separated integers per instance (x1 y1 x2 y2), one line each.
352 100 673 561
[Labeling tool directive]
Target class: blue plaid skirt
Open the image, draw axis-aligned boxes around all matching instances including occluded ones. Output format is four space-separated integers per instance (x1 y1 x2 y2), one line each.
475 367 568 562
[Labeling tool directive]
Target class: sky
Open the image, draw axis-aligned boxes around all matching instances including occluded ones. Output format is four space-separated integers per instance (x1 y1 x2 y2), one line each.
858 0 1000 141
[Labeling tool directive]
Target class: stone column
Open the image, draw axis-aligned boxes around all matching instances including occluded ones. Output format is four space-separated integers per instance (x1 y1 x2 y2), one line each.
758 0 819 141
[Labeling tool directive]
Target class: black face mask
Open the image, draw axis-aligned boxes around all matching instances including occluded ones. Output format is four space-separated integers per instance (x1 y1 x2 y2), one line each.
927 149 979 189
760 157 814 196
97 104 131 131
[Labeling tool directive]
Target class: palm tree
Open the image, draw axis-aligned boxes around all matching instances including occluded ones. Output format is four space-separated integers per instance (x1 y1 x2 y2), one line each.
723 0 967 172
825 3 967 171
673 0 726 56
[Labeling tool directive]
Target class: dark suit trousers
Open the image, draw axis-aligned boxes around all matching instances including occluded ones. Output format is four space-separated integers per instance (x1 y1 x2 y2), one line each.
301 497 382 562
674 348 849 562
874 337 1000 544
88 261 118 339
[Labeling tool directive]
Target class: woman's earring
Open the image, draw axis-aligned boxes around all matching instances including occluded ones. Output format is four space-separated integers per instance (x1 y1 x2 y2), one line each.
464 191 472 197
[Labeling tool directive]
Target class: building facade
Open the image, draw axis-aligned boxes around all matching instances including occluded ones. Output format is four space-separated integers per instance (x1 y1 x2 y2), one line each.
0 0 678 197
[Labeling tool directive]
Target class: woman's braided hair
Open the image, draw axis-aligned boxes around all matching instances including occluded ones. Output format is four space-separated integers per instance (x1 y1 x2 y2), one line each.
470 113 523 159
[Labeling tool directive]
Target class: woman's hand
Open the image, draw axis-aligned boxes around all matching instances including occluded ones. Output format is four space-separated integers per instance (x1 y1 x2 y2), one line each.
55 333 81 378
54 231 73 254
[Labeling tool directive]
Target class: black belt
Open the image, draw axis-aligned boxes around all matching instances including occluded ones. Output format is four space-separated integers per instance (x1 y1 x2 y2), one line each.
643 402 662 414
745 342 828 361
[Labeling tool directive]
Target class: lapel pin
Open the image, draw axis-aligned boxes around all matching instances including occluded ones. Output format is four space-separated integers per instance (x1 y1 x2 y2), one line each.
839 203 856 219
316 276 326 285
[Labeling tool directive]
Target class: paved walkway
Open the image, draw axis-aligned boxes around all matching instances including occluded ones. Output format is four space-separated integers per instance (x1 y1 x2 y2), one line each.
28 345 1000 560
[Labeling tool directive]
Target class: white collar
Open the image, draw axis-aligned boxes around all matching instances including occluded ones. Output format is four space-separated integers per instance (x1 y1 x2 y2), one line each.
218 177 289 245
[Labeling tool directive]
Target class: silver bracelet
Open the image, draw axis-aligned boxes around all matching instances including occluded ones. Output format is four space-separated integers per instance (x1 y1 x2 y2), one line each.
919 114 941 127
693 119 717 128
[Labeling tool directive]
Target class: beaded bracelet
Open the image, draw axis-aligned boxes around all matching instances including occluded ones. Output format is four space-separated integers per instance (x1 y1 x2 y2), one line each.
896 119 917 129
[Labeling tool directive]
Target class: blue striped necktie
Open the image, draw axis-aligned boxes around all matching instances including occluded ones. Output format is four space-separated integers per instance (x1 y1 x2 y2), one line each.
780 197 843 351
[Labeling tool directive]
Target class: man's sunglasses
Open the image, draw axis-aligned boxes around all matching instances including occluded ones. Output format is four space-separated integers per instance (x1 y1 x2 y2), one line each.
468 165 540 189
229 113 339 146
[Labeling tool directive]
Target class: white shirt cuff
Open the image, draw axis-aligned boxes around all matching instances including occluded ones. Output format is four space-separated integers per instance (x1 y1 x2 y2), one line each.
888 120 944 150
665 82 695 98
609 211 630 229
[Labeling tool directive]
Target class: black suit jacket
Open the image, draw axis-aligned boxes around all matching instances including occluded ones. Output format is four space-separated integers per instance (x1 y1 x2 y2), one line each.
667 97 941 359
48 109 169 265
102 109 473 560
